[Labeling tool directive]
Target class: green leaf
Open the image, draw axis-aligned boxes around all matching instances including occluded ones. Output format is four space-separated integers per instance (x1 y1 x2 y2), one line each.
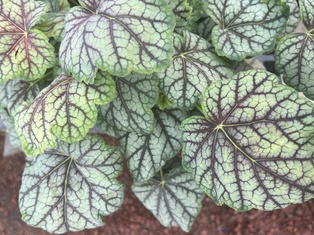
203 0 289 61
119 108 186 182
299 0 314 29
193 16 216 40
181 70 314 211
0 79 39 148
186 0 203 23
15 72 116 155
94 106 119 137
38 0 70 11
36 0 71 41
157 31 234 110
275 32 314 100
167 0 192 33
281 0 300 35
19 135 124 234
0 0 56 83
6 79 40 116
132 166 205 232
59 0 175 82
156 92 175 111
99 72 158 134
37 12 67 41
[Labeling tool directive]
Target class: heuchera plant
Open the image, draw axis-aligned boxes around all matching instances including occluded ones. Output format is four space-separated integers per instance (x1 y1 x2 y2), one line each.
0 0 313 233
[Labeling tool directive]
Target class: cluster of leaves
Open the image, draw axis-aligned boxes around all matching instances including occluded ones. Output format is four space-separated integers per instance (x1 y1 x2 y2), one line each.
0 0 313 233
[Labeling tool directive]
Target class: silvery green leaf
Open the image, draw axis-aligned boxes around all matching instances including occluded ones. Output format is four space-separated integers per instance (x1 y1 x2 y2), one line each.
203 0 289 61
59 0 175 82
19 135 124 234
181 70 314 211
193 16 216 40
99 72 159 134
15 72 115 155
167 0 192 33
0 79 39 148
299 0 314 29
0 0 56 83
157 31 234 110
132 166 205 232
119 108 186 182
275 32 314 100
36 0 71 41
281 0 300 35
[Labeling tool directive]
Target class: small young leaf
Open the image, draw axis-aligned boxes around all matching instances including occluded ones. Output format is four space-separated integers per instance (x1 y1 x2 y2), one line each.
19 135 124 234
275 32 314 100
203 0 289 61
132 166 205 232
299 0 314 29
181 70 314 211
59 0 175 82
15 72 115 155
119 108 186 182
99 72 159 134
0 0 56 83
157 31 234 110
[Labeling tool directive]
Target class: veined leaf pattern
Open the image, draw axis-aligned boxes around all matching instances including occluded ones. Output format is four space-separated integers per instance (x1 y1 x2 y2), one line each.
157 30 233 110
99 72 159 134
181 70 314 211
15 72 116 155
132 166 205 232
203 0 289 61
0 0 56 83
19 135 124 233
299 0 314 29
59 0 175 82
275 32 314 100
119 108 186 182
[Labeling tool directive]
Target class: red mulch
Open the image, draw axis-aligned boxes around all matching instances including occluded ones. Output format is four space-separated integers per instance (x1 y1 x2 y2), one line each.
1 134 313 235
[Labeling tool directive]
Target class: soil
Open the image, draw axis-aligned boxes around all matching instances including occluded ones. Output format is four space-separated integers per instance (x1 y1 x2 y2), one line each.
1 134 314 235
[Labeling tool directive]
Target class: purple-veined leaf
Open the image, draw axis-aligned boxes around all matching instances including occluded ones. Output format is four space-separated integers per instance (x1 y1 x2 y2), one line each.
19 135 124 233
0 0 56 83
59 0 175 83
181 70 314 211
15 71 116 155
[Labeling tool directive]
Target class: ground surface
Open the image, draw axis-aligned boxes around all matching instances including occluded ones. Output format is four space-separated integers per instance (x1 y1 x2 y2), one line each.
1 134 314 235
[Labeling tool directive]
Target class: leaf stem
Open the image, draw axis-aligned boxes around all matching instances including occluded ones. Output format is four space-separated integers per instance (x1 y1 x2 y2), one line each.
159 169 165 182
